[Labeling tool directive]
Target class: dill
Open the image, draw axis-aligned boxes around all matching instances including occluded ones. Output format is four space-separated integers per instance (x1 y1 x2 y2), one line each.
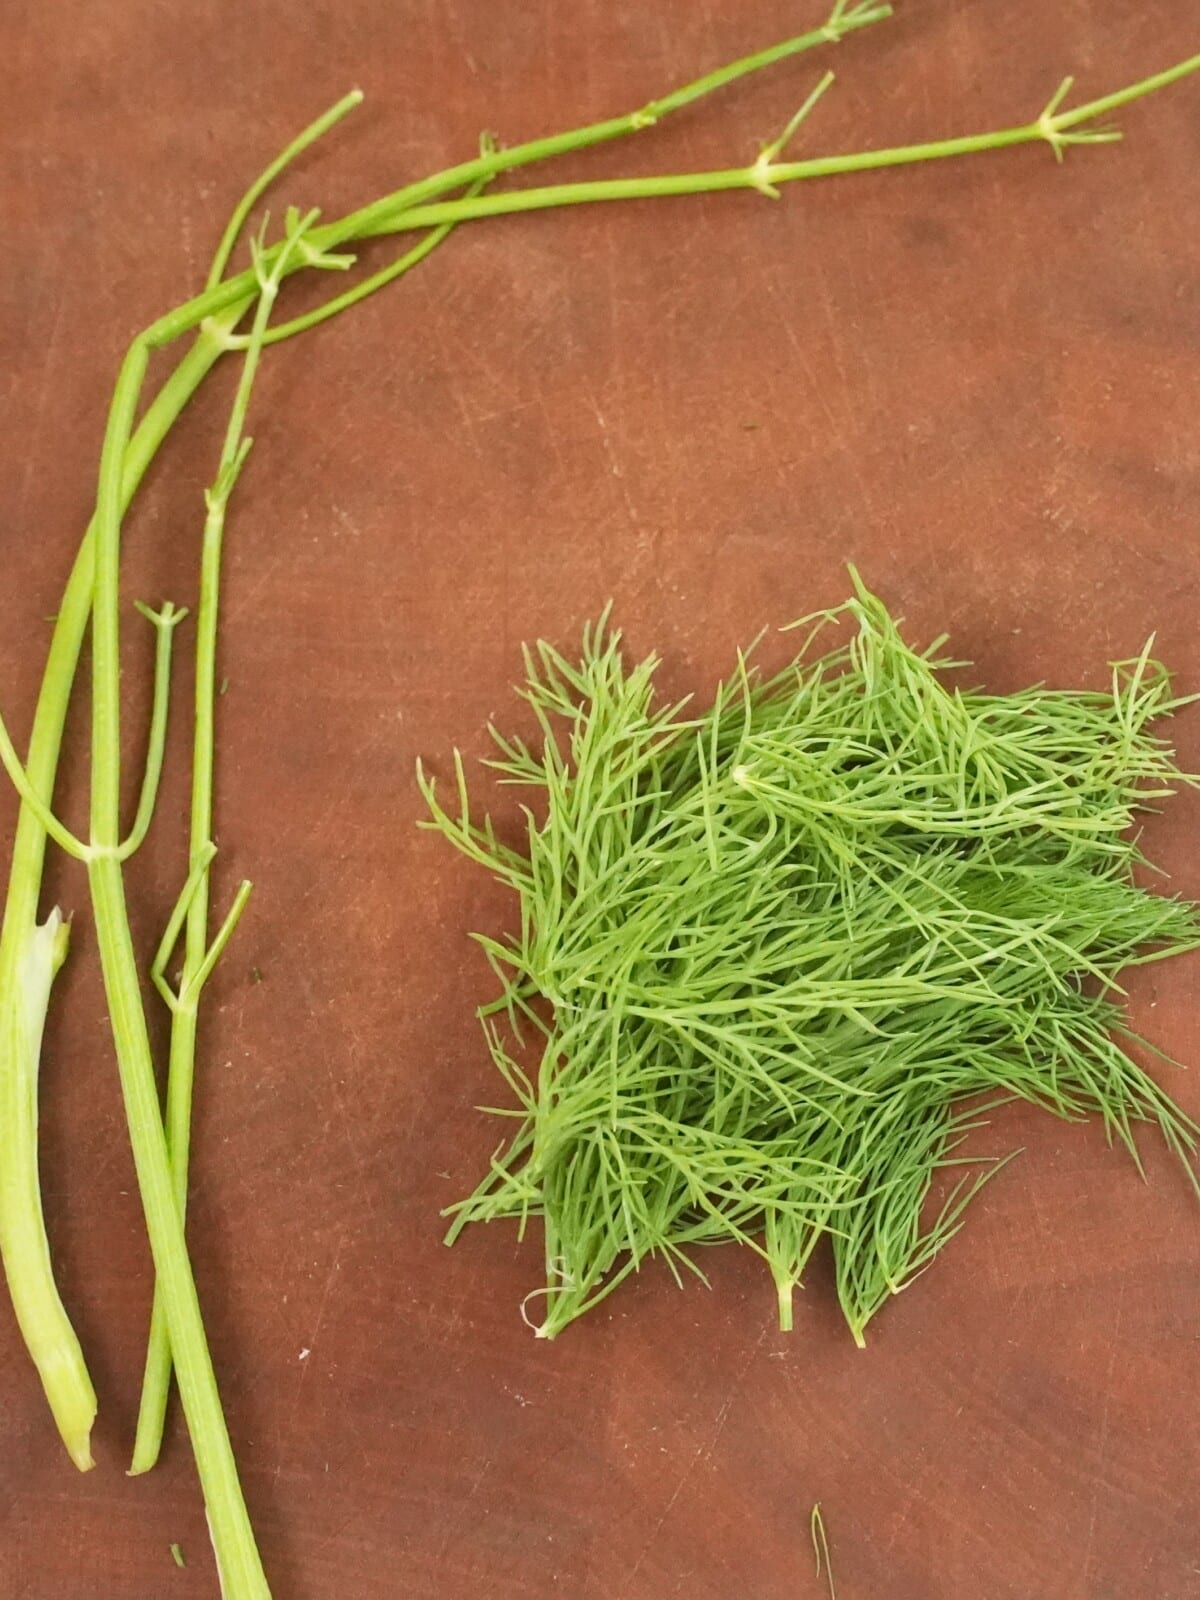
421 575 1200 1342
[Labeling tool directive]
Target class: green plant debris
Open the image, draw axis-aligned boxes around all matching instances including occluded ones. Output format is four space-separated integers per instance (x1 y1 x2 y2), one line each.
811 1502 835 1599
170 1542 187 1569
421 576 1200 1342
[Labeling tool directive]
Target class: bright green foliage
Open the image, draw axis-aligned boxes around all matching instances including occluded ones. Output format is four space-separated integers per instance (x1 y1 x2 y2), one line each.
422 576 1200 1343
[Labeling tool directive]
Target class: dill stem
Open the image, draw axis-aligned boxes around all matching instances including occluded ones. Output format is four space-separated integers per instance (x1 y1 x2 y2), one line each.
319 2 892 246
134 181 485 1463
128 455 241 1478
97 51 1200 365
83 225 318 1582
345 71 1195 236
129 1005 201 1475
0 911 82 1461
87 853 268 1596
346 49 1200 237
132 243 289 1475
1 63 351 1486
206 89 365 290
85 290 278 1589
0 321 240 1472
123 6 894 350
1054 51 1200 127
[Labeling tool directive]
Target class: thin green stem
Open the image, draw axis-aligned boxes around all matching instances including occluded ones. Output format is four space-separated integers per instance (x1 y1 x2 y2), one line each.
0 597 185 864
0 321 238 1472
317 1 892 245
341 53 1199 236
1055 51 1200 127
758 69 837 169
151 843 218 1013
124 50 1200 362
0 716 90 860
343 78 1181 235
132 5 894 351
87 854 269 1596
134 169 500 1461
83 223 320 1586
119 601 189 861
230 165 493 350
207 90 364 289
188 881 253 1002
90 337 153 846
130 241 291 1469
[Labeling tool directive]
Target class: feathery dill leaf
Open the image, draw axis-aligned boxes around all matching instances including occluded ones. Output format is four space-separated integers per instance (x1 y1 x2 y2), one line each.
421 575 1200 1342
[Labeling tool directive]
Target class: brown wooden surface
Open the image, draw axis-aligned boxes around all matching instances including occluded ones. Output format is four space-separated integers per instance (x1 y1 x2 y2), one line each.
3 2 1200 1596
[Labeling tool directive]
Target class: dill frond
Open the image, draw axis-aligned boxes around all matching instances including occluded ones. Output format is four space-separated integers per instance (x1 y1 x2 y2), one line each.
422 577 1200 1341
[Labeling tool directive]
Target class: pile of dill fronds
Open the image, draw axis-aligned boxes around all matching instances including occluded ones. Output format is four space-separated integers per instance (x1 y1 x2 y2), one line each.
420 576 1200 1343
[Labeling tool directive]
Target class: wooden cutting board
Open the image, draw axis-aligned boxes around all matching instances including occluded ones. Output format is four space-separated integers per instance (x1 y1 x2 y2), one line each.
2 2 1199 1595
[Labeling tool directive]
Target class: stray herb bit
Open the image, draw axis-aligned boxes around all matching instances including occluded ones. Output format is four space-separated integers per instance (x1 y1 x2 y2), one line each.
170 1542 187 1569
811 1503 835 1599
422 576 1200 1341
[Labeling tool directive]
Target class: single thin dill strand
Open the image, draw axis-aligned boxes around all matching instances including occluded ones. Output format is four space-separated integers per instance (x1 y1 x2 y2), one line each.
811 1502 836 1600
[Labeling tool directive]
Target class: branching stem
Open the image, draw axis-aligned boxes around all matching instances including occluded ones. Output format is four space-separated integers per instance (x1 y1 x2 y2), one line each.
0 320 240 1471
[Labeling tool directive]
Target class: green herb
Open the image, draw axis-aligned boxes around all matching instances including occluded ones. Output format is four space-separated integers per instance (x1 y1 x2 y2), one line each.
171 1542 187 1569
811 1503 835 1599
421 578 1200 1341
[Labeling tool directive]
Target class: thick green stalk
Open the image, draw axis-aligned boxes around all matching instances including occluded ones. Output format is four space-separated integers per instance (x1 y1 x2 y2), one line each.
0 322 241 1472
0 910 81 1459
